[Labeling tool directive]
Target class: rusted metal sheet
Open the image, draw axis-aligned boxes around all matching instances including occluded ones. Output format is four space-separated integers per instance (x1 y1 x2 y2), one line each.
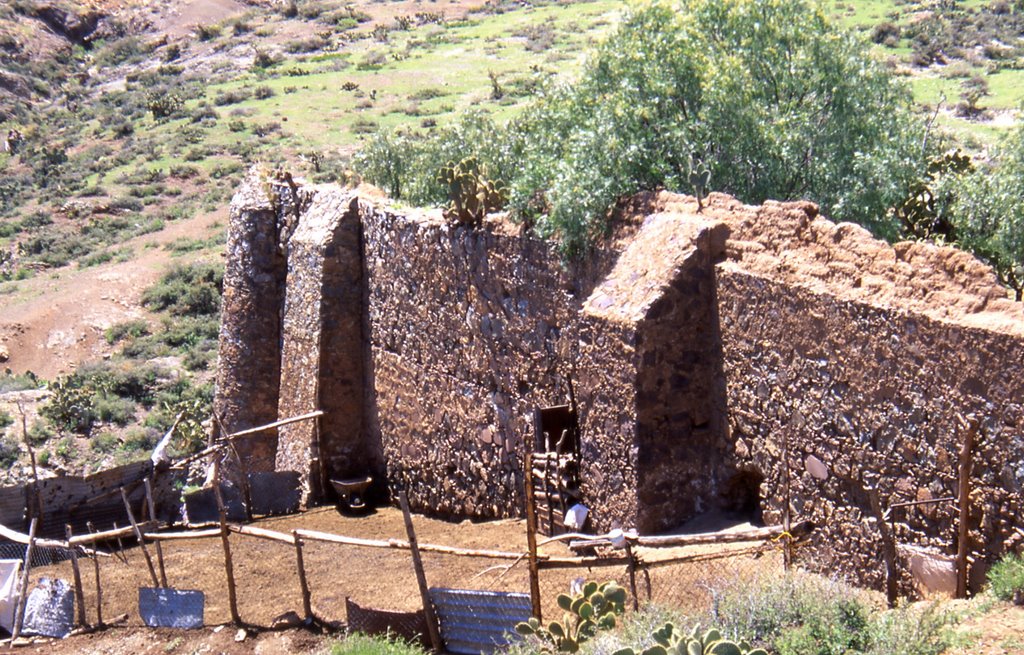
429 588 531 655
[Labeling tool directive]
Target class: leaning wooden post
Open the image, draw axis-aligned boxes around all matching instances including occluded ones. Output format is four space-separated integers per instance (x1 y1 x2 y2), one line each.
11 517 38 644
866 486 898 608
212 466 241 625
399 492 442 654
65 525 87 628
86 521 103 627
524 452 542 620
292 530 312 622
624 541 639 612
956 414 978 599
120 487 160 588
143 478 168 587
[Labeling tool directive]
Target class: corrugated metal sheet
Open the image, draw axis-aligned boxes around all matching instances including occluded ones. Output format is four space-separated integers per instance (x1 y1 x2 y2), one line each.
430 588 531 655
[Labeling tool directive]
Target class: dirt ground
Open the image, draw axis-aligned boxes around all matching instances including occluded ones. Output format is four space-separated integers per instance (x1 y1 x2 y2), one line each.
6 505 1024 654
13 505 561 654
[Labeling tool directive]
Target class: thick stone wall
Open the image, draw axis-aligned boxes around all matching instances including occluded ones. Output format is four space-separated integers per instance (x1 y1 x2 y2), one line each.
214 173 289 472
360 207 589 519
276 189 371 503
579 215 735 532
718 268 1024 590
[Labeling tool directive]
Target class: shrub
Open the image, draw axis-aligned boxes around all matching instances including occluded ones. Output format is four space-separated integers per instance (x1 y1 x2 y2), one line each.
986 553 1024 603
142 263 224 316
90 432 120 454
0 410 13 430
41 376 96 434
0 437 18 467
26 420 53 446
253 85 275 100
936 121 1024 300
93 396 136 426
193 24 222 41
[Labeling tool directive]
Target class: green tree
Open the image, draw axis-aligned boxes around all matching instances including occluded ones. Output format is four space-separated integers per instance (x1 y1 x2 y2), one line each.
942 123 1024 300
357 0 928 256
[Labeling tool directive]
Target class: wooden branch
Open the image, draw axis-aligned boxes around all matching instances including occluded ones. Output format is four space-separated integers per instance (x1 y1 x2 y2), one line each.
569 521 815 550
147 529 222 541
293 531 312 622
400 493 442 654
67 522 159 546
221 410 324 440
120 487 160 588
66 525 87 628
11 518 37 643
86 522 103 627
213 467 241 625
957 416 978 599
229 524 296 545
144 479 168 587
524 452 542 620
169 411 325 470
0 522 64 549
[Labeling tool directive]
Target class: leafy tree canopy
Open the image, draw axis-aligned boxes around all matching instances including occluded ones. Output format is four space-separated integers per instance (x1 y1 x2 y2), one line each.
357 0 930 256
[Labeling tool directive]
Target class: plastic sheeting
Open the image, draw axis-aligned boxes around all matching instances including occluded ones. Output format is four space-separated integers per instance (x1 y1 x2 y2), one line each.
0 559 20 634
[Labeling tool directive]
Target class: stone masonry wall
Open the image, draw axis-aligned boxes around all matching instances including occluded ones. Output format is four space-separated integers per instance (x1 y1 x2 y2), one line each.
360 206 594 519
718 269 1024 591
276 188 372 503
579 214 735 532
214 173 289 472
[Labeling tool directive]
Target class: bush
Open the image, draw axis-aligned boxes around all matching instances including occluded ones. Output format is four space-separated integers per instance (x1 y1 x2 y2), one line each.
0 410 13 429
936 120 1024 300
986 553 1024 603
0 437 18 467
142 262 224 316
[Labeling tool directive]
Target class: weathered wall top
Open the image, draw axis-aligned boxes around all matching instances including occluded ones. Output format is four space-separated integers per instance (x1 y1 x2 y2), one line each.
634 191 1024 337
584 214 727 326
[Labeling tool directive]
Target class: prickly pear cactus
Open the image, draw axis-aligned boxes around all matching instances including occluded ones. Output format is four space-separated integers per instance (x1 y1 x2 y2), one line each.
612 623 767 655
436 157 507 226
688 155 712 213
515 580 628 653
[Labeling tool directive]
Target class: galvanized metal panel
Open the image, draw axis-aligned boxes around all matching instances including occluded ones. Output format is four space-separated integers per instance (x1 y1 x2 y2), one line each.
138 588 205 629
430 588 531 655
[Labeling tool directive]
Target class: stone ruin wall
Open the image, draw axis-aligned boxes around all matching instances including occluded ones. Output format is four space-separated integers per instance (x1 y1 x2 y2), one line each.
215 175 1024 590
647 192 1024 592
214 177 289 472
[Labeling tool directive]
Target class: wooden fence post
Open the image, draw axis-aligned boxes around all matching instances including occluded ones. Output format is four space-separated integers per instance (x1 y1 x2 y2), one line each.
120 487 160 588
212 468 241 625
957 415 978 599
399 492 442 654
293 531 312 622
65 525 87 628
86 521 103 627
11 517 38 643
143 478 168 587
866 486 898 608
524 452 542 620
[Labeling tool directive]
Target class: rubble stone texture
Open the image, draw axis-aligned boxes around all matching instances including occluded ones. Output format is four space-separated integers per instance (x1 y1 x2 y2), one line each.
213 173 288 472
275 189 371 502
215 174 1024 593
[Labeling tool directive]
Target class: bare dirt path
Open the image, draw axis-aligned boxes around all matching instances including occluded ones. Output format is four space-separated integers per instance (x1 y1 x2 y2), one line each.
0 207 225 379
